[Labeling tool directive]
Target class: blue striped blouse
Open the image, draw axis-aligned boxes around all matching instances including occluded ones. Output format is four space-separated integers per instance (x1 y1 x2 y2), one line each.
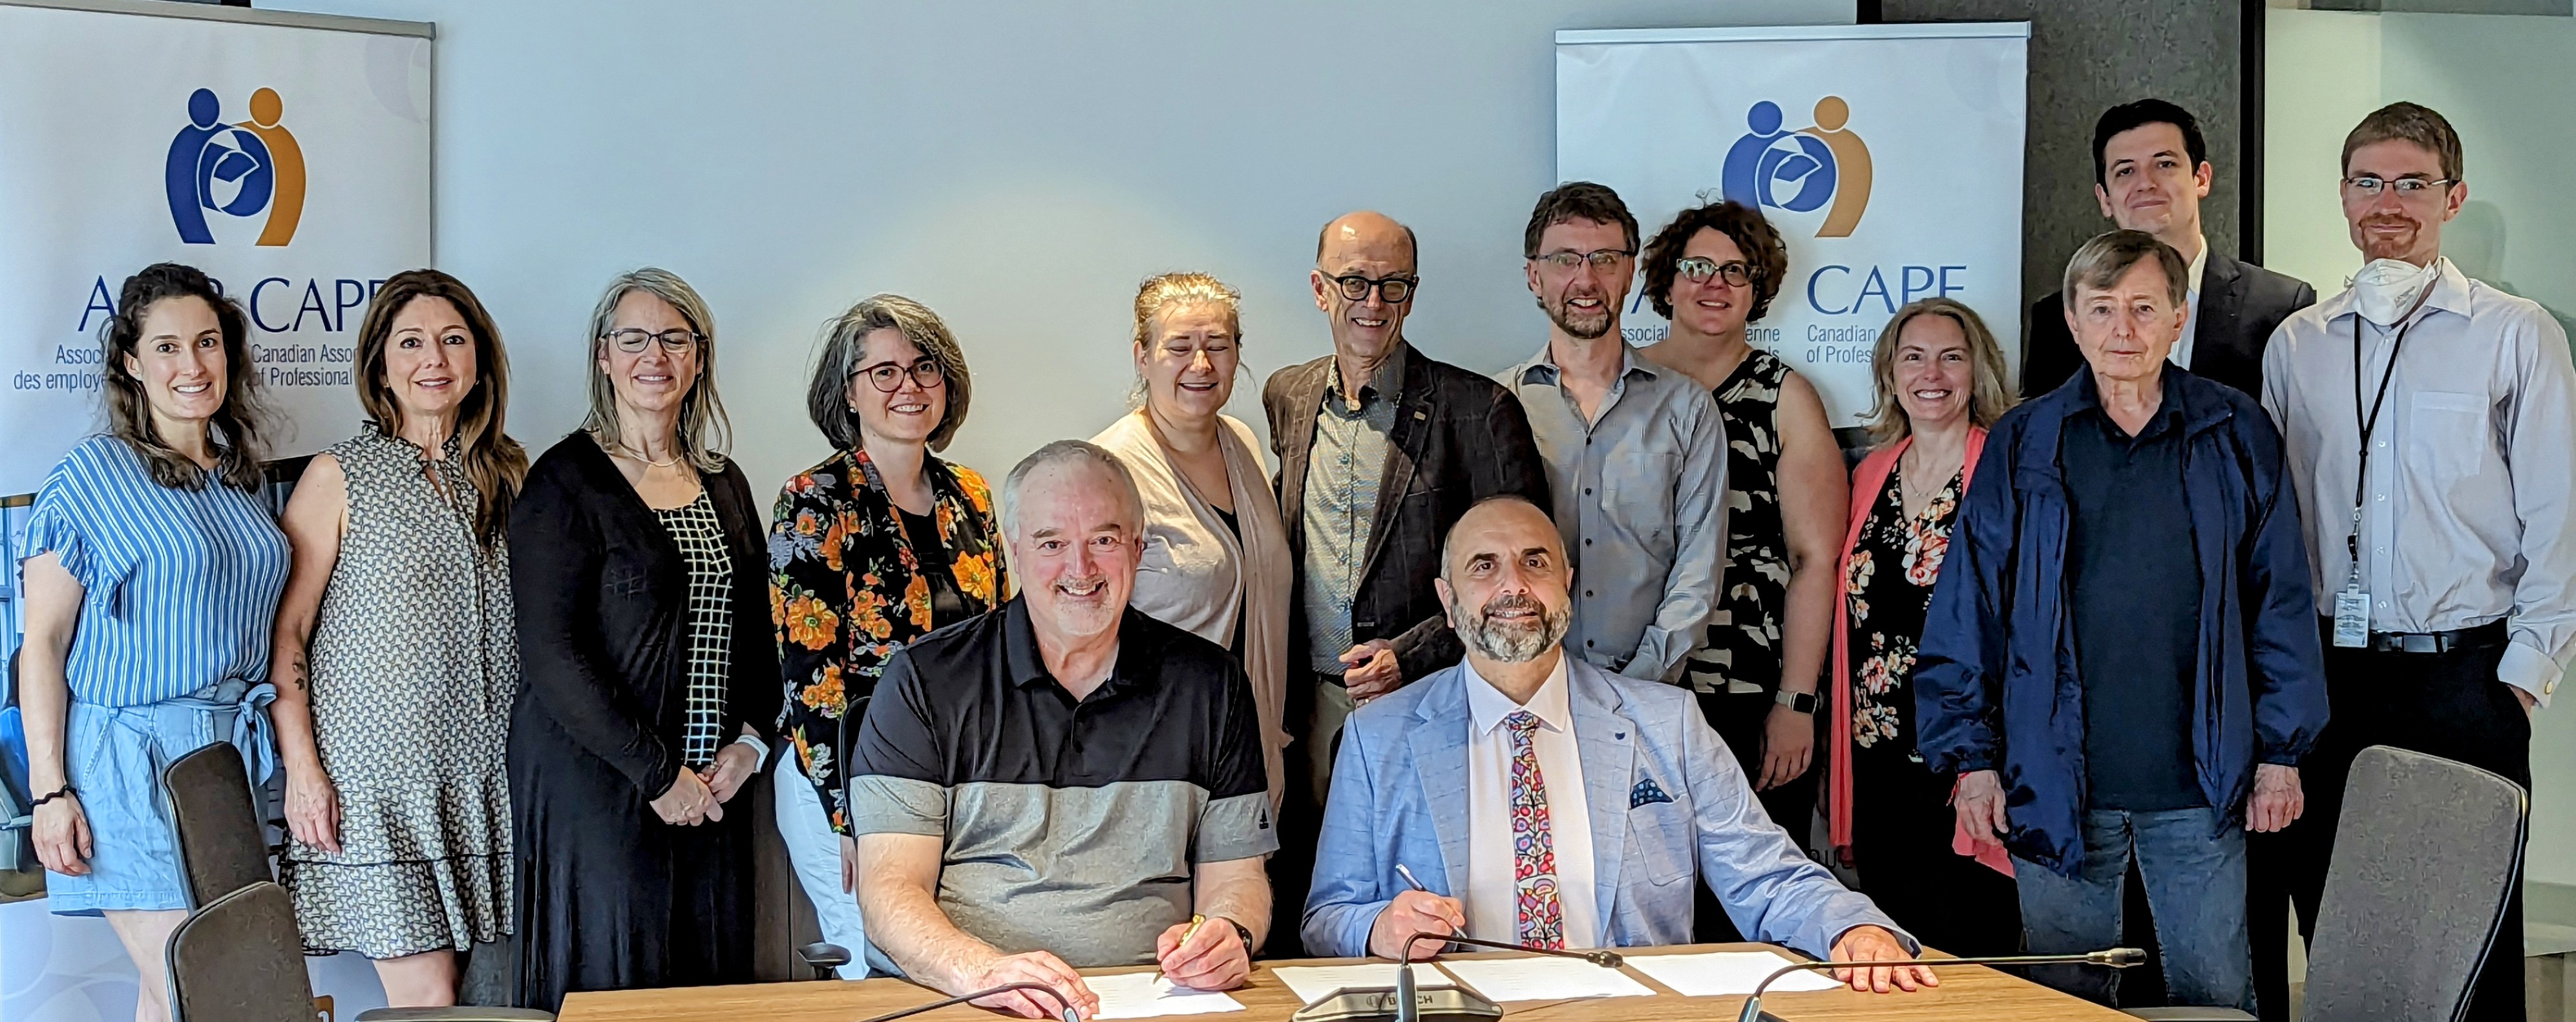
23 435 290 707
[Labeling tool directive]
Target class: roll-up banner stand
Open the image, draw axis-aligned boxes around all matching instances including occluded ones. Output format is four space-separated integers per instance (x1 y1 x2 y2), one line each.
1 4 432 1018
1556 23 2031 427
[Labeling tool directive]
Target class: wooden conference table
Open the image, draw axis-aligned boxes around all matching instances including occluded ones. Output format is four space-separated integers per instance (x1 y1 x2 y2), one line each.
556 944 2132 1022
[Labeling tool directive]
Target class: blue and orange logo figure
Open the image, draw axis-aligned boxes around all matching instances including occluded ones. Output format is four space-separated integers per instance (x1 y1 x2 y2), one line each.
167 87 304 246
1722 98 1871 238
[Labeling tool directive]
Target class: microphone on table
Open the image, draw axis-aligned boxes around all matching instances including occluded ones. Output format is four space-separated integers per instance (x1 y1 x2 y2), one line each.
1289 930 1625 1022
1733 946 2148 1022
853 980 1082 1022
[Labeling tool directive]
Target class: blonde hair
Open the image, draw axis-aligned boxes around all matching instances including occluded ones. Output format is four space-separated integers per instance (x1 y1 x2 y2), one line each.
1861 297 2018 448
582 267 733 474
1128 271 1245 405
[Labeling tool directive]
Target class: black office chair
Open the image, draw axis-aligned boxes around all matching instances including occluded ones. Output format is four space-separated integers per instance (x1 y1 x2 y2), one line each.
167 881 554 1022
162 742 271 906
798 942 852 980
2129 744 2529 1022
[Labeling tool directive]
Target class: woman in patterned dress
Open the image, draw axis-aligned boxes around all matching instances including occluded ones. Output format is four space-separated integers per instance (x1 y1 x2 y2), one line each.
505 269 779 1010
19 263 290 1022
1824 297 2020 955
1638 200 1850 858
269 270 527 1005
768 293 1005 977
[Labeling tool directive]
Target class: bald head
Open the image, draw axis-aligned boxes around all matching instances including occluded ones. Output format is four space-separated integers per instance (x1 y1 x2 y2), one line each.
1437 496 1571 665
1316 211 1419 271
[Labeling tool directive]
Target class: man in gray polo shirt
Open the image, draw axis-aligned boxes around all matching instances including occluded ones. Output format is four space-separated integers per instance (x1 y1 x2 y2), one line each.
848 441 1276 1019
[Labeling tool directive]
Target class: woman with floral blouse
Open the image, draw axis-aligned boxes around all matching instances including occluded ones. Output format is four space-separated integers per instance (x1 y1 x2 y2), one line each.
768 294 1004 977
1826 297 2020 956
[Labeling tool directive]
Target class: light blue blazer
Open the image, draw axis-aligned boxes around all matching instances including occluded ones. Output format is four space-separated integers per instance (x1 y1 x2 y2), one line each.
1302 656 1910 960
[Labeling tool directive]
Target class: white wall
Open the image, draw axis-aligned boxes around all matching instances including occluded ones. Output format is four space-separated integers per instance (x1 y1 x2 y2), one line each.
2266 7 2576 885
260 0 1853 498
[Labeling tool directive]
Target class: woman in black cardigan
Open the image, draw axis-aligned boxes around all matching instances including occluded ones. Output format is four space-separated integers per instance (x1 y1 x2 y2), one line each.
507 268 780 1010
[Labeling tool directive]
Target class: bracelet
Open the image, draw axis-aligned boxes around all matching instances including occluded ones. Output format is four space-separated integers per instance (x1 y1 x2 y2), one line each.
32 786 77 808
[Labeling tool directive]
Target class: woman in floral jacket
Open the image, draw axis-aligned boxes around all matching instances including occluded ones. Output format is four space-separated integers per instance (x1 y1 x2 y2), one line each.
1824 297 2019 957
768 294 1004 977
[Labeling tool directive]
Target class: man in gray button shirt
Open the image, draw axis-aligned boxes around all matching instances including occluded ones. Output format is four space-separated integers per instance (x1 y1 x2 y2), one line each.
1500 182 1727 685
1263 211 1550 953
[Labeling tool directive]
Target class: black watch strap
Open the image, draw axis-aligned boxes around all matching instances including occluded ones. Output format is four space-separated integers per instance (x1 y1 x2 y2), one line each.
1225 917 1256 950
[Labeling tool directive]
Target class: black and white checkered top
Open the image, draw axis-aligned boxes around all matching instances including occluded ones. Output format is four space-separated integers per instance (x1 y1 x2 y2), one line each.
655 493 732 769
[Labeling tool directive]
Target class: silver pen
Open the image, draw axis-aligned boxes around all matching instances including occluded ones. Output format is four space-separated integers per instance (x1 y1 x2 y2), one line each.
1394 863 1465 938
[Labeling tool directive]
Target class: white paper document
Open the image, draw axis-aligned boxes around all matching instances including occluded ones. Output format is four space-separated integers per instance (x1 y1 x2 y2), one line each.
1432 956 1658 1002
1269 964 1455 1005
1084 972 1245 1019
1626 950 1843 996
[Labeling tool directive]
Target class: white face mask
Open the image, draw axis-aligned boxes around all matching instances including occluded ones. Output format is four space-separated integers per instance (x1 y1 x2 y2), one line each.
2348 257 2440 328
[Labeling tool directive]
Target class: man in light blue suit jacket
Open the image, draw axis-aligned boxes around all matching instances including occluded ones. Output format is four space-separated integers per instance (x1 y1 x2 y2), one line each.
1304 497 1934 994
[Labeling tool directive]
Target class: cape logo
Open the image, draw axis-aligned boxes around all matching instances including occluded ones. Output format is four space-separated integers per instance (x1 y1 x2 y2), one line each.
1720 98 1872 238
166 87 306 246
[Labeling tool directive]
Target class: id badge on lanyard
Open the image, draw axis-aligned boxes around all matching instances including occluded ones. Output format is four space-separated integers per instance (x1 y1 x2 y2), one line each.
2338 313 2414 647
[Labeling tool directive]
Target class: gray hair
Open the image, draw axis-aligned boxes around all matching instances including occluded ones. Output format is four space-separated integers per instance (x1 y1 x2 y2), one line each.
808 293 973 452
583 267 733 474
1000 439 1145 541
2061 229 2187 313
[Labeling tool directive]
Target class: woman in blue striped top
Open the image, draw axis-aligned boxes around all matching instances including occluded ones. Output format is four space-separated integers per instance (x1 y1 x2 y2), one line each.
18 263 291 1022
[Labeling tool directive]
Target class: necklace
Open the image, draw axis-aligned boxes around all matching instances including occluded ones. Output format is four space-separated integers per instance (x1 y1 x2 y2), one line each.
613 443 682 469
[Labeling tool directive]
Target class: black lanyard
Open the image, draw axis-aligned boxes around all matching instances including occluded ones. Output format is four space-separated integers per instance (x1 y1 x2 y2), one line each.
2347 314 2416 569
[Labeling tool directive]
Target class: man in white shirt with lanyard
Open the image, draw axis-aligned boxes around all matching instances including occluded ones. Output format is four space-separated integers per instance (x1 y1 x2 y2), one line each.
2260 101 2576 1022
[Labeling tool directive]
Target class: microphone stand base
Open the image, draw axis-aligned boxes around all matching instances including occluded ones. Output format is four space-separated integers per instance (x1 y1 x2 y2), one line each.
1287 986 1503 1022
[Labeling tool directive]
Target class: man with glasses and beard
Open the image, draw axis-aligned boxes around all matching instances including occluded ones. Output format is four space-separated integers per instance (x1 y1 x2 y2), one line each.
1499 183 1726 686
2260 101 2576 1022
1302 497 1930 997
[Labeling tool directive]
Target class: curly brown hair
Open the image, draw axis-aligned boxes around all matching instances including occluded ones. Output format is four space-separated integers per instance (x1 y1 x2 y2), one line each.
99 262 271 492
1640 200 1789 324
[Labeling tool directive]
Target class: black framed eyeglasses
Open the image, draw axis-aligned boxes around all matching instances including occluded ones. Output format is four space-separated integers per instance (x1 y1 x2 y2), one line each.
602 328 702 353
2343 174 2457 199
855 357 945 393
1327 273 1418 304
1675 257 1757 288
1537 249 1634 272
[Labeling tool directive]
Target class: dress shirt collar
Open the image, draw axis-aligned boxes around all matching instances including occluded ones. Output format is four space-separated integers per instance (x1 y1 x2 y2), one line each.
1514 340 1661 388
2314 256 2473 328
1462 650 1576 738
1324 339 1411 411
2184 235 2208 295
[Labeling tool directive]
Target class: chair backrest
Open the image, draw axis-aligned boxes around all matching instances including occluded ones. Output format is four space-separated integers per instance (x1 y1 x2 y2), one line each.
166 881 315 1022
162 742 271 906
2303 744 2528 1022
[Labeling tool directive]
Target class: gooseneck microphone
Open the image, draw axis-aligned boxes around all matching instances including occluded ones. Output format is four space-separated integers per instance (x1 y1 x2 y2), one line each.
1733 947 2148 1022
1397 932 1626 970
1389 930 1623 1022
853 980 1081 1022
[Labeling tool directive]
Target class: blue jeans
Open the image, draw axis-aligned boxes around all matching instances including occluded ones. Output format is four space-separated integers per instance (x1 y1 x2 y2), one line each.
2014 807 2252 1011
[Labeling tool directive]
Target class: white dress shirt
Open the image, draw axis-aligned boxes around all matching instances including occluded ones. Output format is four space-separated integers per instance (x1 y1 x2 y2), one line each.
2261 257 2576 704
2171 236 2209 370
1461 651 1600 949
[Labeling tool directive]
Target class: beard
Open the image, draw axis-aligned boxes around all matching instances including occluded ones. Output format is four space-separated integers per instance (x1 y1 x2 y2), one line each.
1537 290 1614 340
1458 591 1572 663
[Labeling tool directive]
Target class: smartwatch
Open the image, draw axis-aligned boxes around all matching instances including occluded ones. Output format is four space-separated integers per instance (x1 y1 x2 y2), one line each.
1774 689 1817 714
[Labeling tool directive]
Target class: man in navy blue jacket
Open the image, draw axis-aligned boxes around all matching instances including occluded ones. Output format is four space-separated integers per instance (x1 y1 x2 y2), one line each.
1914 230 2328 1014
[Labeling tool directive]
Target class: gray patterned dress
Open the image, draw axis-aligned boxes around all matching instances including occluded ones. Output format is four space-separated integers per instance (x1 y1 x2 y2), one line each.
279 426 516 958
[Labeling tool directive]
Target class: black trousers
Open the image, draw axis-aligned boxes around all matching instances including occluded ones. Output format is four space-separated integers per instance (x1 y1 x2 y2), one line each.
1692 688 1821 942
1848 750 2023 956
2260 625 2528 1022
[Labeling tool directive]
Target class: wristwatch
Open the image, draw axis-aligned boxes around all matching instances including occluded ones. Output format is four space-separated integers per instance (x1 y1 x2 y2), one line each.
1774 689 1818 714
1219 916 1257 950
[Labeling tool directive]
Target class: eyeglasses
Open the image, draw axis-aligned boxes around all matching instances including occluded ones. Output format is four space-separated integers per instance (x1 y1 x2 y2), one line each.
2343 175 2457 200
1327 273 1417 304
603 328 702 353
1675 257 1757 288
855 357 945 393
1537 248 1634 273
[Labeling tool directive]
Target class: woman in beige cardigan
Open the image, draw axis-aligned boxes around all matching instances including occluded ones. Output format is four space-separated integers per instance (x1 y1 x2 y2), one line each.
1091 271 1292 815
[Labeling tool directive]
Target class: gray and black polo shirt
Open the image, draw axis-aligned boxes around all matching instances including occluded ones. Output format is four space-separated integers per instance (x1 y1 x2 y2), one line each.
846 598 1277 970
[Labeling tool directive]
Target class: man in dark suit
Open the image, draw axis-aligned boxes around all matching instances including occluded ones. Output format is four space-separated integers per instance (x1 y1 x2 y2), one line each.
2022 99 2315 400
1260 210 1550 953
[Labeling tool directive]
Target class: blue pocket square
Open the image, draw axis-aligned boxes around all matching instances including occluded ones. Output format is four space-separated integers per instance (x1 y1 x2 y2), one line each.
1629 777 1673 808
